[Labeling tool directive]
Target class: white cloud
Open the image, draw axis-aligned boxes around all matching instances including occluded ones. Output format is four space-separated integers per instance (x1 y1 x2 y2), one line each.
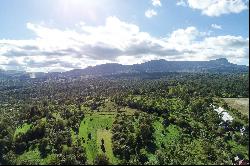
145 9 157 18
168 26 200 46
152 0 161 7
176 0 187 7
191 35 249 62
178 0 248 16
211 24 222 29
0 16 248 72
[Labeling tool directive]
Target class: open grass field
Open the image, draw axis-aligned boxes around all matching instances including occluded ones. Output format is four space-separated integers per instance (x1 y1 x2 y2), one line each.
78 113 116 164
96 129 118 163
223 98 249 117
76 101 141 164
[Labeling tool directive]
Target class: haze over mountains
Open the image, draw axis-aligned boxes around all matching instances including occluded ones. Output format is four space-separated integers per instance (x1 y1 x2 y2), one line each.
0 58 248 79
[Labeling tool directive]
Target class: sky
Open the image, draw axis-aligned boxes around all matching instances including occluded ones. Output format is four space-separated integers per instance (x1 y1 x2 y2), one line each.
0 0 249 72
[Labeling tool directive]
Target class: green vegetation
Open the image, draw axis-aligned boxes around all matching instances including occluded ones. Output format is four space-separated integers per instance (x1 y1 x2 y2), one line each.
97 130 115 162
78 113 115 164
14 123 32 139
0 72 249 165
15 148 58 165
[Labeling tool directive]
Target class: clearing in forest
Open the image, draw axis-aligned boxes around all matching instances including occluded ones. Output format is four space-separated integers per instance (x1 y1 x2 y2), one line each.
78 113 116 164
223 98 249 117
97 129 117 163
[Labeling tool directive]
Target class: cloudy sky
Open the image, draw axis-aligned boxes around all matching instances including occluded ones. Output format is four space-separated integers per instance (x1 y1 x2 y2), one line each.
0 0 249 72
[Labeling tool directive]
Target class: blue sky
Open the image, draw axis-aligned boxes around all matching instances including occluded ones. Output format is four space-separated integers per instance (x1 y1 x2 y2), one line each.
0 0 249 72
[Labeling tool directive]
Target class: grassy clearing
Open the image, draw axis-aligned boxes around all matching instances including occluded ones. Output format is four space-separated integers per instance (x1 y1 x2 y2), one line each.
16 148 41 165
78 113 116 164
223 98 249 116
97 129 117 164
14 123 32 139
16 148 57 165
99 101 138 115
76 102 140 164
99 101 117 112
119 107 137 115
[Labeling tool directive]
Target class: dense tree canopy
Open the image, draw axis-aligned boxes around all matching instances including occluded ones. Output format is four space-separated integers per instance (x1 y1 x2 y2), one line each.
0 72 248 165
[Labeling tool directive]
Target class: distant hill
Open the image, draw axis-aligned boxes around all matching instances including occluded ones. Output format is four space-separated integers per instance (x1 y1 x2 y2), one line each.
0 70 28 79
0 58 249 79
65 58 249 77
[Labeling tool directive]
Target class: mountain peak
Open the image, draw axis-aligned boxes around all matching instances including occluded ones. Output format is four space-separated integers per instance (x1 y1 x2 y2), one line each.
212 58 229 64
144 59 167 64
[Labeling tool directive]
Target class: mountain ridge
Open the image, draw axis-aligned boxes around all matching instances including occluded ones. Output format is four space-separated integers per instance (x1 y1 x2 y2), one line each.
0 58 248 79
65 58 248 76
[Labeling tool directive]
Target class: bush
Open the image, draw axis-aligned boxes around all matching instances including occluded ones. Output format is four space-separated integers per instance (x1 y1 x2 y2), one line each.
94 154 110 165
